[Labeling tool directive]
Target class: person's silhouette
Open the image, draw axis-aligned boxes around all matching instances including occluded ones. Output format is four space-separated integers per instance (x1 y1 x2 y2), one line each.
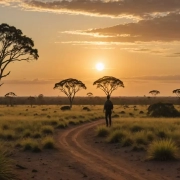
103 95 113 127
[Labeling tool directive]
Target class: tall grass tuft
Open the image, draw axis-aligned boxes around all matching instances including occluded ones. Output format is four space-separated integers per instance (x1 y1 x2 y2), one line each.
147 139 179 160
96 126 109 137
42 136 55 149
0 145 16 180
106 130 126 143
41 125 54 134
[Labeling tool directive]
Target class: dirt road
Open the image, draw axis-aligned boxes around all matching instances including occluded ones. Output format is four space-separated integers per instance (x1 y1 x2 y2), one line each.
58 120 170 180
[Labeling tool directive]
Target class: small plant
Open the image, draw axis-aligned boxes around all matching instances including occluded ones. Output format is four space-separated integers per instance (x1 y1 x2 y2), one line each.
147 139 179 160
57 122 68 129
41 125 54 134
21 138 37 151
130 124 143 132
106 130 126 143
42 136 55 149
0 145 16 180
96 126 109 137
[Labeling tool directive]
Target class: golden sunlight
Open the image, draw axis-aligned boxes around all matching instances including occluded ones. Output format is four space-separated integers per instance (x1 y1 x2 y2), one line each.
96 62 104 71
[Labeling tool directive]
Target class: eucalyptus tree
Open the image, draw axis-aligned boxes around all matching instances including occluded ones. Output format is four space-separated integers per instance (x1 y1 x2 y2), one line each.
149 90 160 97
173 89 180 98
0 23 39 86
54 78 86 108
5 92 16 106
93 76 124 96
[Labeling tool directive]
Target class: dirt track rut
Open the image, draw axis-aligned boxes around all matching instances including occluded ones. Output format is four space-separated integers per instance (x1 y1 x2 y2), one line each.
58 120 170 180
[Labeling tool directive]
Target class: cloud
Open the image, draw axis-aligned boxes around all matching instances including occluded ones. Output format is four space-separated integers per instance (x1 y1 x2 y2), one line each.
2 78 56 84
125 74 180 82
82 13 180 42
1 0 180 19
18 0 180 19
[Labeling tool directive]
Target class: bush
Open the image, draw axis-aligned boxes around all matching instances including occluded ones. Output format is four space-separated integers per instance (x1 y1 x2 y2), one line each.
42 137 55 149
96 126 109 137
21 138 38 151
106 130 126 143
147 139 179 160
0 145 16 180
41 125 54 134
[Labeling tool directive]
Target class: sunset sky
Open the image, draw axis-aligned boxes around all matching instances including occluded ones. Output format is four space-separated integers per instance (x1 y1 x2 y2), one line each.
0 0 180 97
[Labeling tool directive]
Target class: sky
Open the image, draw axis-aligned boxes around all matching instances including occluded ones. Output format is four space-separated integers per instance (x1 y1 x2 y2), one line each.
0 0 180 97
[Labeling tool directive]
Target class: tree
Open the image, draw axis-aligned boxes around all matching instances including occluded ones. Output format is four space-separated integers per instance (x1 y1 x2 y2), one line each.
173 89 180 98
0 23 39 86
87 92 93 105
149 90 160 97
5 92 16 106
27 96 35 107
54 78 86 108
93 76 124 96
38 94 44 105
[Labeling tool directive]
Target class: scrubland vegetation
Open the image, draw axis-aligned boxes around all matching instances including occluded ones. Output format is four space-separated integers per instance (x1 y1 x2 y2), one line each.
96 104 180 161
1 104 180 179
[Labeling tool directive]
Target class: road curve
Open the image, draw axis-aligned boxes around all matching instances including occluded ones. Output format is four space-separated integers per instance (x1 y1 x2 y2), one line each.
58 120 170 180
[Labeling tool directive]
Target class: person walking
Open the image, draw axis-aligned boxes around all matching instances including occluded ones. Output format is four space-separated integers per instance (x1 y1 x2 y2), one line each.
103 95 113 127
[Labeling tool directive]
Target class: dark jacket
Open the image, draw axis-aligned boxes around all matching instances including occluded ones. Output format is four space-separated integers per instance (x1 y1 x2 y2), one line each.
104 100 113 112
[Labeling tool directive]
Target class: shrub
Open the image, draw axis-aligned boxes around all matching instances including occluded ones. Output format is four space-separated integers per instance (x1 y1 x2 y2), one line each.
121 136 133 147
22 130 31 138
96 126 109 137
133 131 148 145
147 139 179 160
21 138 37 151
41 125 54 134
106 130 126 143
57 122 68 129
42 137 55 149
0 145 16 180
130 124 143 132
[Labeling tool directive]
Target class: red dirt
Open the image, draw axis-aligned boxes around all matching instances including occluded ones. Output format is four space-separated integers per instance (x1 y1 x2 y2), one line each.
13 120 180 180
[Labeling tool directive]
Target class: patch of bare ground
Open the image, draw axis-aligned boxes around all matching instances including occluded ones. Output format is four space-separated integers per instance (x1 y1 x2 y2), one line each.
13 120 180 180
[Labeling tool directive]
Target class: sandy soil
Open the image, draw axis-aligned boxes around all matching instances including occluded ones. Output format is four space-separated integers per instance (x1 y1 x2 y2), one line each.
13 119 180 180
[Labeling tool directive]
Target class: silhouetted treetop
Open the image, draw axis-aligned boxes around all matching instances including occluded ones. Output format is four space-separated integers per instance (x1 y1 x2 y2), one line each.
0 23 39 85
54 78 86 108
93 76 124 96
149 90 160 96
87 92 93 97
5 92 16 97
173 89 180 97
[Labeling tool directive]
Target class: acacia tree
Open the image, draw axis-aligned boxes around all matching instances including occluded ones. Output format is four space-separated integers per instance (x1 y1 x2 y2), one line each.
0 23 39 85
87 92 93 105
173 89 180 98
54 78 86 108
149 90 160 97
93 76 124 96
5 92 16 106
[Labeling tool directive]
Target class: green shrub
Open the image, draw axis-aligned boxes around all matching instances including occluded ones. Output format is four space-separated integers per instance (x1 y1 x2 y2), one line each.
130 124 143 132
0 145 16 180
147 139 179 160
41 125 54 134
106 130 126 143
42 137 55 149
21 138 38 151
96 126 109 137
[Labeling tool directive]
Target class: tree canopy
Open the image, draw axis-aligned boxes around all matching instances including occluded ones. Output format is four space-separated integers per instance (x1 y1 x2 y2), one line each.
87 92 93 97
149 90 160 97
93 76 124 96
173 89 180 98
54 78 86 108
0 23 39 85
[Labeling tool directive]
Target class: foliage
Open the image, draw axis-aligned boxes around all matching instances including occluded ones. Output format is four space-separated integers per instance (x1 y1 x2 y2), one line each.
54 78 86 108
0 23 39 85
149 90 160 97
173 89 180 98
93 76 124 96
147 139 179 160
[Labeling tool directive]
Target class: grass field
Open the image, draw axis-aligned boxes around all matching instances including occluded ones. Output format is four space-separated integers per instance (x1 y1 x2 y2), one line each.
1 104 180 179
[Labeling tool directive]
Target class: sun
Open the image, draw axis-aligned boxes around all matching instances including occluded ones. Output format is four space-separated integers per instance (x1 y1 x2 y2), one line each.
96 62 104 71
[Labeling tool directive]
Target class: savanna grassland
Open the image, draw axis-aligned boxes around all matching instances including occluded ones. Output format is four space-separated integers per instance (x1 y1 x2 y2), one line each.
1 104 180 179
